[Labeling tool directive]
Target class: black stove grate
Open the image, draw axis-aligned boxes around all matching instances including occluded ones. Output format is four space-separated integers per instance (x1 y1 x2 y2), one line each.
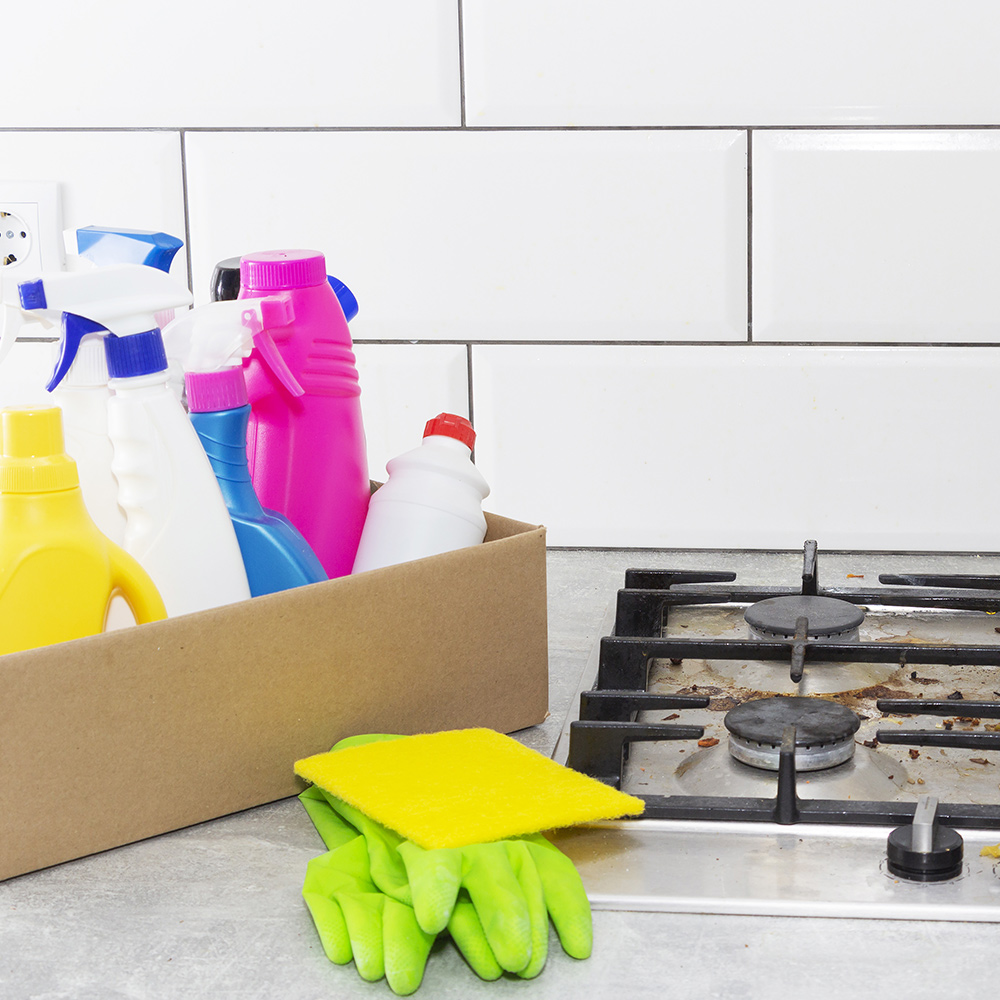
566 541 1000 829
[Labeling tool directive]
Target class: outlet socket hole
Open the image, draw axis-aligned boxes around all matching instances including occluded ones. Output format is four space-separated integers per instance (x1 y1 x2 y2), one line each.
0 210 32 268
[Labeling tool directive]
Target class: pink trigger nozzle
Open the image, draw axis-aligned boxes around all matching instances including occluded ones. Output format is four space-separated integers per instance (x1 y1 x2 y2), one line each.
240 307 303 398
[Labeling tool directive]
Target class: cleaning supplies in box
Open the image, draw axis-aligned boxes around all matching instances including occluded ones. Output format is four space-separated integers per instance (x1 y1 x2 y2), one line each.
238 250 369 579
161 298 327 597
18 264 251 617
352 413 490 574
0 406 165 654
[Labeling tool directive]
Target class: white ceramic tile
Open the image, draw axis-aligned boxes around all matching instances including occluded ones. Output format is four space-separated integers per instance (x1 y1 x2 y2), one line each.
473 344 1000 550
185 130 747 340
464 0 1000 127
354 343 469 479
754 131 1000 343
0 131 187 282
0 340 58 408
3 0 458 127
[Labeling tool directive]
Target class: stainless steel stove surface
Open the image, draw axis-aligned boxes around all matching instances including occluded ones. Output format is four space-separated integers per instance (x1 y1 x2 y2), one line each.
549 543 1000 922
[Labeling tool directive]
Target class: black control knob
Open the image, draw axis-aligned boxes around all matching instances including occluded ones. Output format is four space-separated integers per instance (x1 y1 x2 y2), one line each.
886 795 964 882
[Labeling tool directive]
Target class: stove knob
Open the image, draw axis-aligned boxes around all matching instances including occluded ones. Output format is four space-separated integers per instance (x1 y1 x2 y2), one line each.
886 795 964 882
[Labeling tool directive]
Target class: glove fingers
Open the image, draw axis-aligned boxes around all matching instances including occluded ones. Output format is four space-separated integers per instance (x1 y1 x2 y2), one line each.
447 893 503 981
382 897 437 996
462 843 532 973
524 836 593 960
505 841 549 979
303 891 353 965
398 841 463 935
337 892 387 982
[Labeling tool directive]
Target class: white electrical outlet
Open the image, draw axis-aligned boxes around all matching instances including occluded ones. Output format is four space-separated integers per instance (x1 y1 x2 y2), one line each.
0 182 63 357
0 181 62 277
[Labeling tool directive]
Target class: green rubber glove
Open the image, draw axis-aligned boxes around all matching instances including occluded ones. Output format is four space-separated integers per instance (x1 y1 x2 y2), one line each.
396 832 593 973
301 834 435 996
304 776 593 977
301 785 502 980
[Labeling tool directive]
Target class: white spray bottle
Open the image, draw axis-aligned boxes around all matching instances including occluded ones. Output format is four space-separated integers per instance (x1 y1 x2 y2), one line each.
47 227 185 548
19 264 252 617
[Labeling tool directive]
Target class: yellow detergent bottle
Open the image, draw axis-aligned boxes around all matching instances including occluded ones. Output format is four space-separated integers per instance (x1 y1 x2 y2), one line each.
0 406 166 655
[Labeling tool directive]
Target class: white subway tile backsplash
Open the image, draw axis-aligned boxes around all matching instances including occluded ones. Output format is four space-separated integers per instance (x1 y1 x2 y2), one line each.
0 341 57 407
354 343 469 479
0 131 187 281
3 1 458 128
464 0 1000 127
473 344 1000 550
753 131 1000 343
185 129 747 340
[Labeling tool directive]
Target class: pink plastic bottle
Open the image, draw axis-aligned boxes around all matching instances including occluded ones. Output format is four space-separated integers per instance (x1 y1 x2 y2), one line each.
239 250 369 578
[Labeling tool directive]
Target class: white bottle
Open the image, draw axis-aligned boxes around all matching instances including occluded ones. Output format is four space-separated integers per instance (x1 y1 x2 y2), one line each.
54 337 126 545
18 264 251 617
56 338 135 630
352 413 490 574
106 367 250 616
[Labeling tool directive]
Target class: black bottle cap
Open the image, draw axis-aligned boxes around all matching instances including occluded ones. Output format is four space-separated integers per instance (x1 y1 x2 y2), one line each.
210 256 243 302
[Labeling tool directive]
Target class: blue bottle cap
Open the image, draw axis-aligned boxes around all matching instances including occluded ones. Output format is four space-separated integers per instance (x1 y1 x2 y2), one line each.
328 276 358 323
105 330 168 379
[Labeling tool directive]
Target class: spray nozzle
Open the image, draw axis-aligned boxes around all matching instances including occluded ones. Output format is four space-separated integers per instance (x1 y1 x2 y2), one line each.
17 264 192 391
74 226 184 273
161 295 302 399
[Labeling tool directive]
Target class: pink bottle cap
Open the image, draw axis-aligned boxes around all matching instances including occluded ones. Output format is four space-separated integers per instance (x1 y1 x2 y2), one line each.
240 250 327 292
423 413 476 450
186 368 249 413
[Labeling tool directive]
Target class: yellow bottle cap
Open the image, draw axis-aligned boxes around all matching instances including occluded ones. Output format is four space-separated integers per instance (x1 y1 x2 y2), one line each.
0 406 79 493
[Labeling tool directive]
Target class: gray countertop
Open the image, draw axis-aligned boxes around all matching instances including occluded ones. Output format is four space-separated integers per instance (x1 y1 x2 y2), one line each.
3 550 997 998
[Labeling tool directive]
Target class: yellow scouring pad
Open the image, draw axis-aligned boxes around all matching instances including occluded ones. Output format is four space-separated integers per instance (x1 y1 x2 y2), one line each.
294 728 645 849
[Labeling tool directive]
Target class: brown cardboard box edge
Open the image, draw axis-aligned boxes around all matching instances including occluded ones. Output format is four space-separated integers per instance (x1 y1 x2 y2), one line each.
0 512 547 881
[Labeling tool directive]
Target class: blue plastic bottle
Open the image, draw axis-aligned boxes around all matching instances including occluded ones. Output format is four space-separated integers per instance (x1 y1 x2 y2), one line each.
161 298 327 597
189 401 327 596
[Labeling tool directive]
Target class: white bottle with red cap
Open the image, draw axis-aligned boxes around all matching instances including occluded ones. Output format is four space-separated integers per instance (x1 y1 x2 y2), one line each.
351 413 490 574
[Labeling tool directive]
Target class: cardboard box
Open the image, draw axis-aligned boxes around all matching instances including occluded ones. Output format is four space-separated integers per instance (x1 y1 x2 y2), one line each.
0 511 547 881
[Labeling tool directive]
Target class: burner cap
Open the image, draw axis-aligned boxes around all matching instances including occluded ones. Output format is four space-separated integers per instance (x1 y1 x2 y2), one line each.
724 696 861 771
744 595 864 640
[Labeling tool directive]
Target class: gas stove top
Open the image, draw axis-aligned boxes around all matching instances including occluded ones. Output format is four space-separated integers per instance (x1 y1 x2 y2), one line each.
549 543 1000 921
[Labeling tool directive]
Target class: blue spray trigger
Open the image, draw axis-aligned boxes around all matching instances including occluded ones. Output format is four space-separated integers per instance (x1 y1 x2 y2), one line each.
47 313 108 392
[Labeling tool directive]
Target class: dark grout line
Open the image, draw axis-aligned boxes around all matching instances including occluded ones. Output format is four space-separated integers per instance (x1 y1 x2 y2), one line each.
7 123 1000 134
466 343 475 424
546 544 1000 556
457 0 467 128
179 131 194 294
746 128 753 343
353 339 1000 349
466 343 476 462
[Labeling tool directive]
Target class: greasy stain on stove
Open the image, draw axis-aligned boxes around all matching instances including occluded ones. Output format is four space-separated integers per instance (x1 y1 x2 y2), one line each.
559 541 1000 893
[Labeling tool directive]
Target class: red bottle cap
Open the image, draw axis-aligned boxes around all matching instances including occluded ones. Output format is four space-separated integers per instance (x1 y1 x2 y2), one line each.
423 413 476 450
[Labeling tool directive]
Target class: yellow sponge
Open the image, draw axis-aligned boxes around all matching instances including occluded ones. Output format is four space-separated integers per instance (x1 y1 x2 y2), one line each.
294 728 644 849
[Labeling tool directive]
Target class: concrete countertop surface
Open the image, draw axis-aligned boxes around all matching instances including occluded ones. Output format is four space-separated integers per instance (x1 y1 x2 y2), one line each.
3 549 997 999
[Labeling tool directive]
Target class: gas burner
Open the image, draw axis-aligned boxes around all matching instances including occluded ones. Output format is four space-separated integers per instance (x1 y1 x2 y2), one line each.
723 695 861 771
744 595 865 643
